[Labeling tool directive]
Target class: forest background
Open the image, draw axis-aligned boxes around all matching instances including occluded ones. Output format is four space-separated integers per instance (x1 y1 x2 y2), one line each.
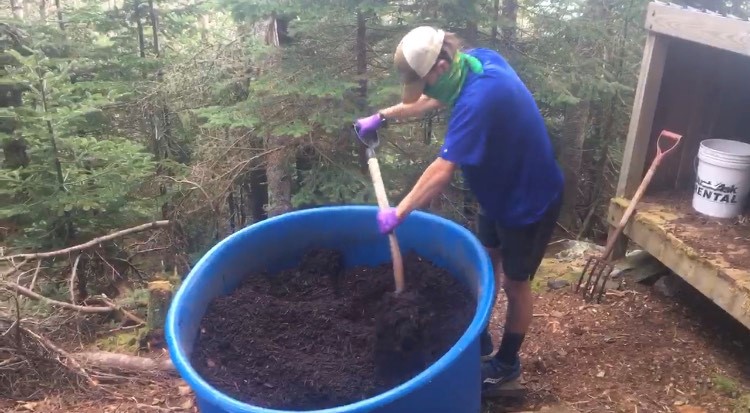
1 0 747 337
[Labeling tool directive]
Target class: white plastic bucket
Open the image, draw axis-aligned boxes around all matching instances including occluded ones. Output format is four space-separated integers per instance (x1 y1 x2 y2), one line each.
693 138 750 218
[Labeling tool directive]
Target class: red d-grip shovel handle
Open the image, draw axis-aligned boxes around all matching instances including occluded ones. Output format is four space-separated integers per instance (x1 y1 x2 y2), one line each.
656 130 682 160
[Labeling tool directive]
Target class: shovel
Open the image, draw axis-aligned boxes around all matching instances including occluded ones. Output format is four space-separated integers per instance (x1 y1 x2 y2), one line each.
352 125 405 294
575 129 682 303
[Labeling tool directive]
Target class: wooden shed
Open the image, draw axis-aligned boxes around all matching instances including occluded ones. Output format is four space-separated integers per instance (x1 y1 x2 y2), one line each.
608 2 750 328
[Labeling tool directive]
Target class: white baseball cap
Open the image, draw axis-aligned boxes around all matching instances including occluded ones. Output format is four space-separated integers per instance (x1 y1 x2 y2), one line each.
394 26 446 104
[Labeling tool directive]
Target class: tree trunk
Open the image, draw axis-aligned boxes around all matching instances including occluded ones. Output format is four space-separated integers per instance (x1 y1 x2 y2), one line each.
147 0 159 57
264 136 292 217
294 144 314 193
356 10 367 110
355 10 368 174
199 14 210 42
464 20 478 46
134 0 145 58
559 101 590 231
54 0 63 31
39 0 47 22
227 190 237 232
501 0 517 50
248 168 268 222
238 184 246 226
2 138 29 169
0 82 27 169
491 0 500 46
41 77 74 241
258 15 292 217
10 0 24 20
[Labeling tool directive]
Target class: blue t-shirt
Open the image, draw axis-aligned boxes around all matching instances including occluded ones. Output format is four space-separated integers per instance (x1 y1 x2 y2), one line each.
439 48 564 227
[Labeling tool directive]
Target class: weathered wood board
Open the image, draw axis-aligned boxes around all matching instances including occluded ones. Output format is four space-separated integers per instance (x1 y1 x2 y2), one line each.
645 1 750 58
607 197 750 330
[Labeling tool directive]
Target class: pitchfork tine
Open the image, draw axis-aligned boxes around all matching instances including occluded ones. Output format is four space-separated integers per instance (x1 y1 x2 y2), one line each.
589 261 609 300
582 259 604 300
595 263 615 303
575 258 594 292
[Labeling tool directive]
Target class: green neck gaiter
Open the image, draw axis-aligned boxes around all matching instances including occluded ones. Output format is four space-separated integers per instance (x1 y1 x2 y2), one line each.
424 51 484 107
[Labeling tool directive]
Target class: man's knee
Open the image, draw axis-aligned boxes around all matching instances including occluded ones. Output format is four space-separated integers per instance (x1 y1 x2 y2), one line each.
485 247 502 266
502 277 531 300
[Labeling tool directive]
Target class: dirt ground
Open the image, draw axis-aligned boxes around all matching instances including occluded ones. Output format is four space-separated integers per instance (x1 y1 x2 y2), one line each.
2 244 750 413
482 244 750 413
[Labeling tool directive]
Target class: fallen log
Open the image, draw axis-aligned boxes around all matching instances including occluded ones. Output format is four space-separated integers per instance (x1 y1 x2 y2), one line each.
75 351 175 372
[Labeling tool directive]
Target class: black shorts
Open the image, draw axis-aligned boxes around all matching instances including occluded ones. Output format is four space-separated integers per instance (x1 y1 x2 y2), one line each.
476 193 562 282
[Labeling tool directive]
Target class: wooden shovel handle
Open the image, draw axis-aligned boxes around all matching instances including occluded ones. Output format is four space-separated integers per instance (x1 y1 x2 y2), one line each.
367 157 405 294
656 130 682 158
602 129 683 260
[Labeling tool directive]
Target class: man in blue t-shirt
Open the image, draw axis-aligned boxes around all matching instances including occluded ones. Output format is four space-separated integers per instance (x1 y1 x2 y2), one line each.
354 26 564 395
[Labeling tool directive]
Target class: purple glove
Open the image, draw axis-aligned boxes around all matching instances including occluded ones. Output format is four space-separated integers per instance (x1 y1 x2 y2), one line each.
354 113 384 137
377 207 401 234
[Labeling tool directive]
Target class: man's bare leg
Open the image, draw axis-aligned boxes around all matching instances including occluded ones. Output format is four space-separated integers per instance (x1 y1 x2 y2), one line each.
481 246 504 360
503 271 533 333
483 246 533 362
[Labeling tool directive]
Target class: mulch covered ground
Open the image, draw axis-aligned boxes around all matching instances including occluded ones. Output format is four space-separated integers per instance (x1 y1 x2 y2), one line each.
484 254 750 413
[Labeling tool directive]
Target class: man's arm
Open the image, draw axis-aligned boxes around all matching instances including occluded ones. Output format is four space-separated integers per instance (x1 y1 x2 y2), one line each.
380 95 443 121
395 157 456 220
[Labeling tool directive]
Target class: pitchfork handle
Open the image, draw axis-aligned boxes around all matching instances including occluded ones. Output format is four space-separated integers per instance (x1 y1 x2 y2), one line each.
601 130 683 260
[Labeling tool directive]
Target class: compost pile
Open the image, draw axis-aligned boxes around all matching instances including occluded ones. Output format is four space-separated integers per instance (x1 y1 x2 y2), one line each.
191 248 475 410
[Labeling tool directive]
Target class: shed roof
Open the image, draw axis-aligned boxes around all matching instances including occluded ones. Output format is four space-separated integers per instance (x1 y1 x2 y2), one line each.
646 1 750 57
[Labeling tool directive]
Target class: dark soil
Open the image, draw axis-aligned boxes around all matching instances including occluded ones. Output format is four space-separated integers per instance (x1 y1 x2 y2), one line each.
190 249 475 410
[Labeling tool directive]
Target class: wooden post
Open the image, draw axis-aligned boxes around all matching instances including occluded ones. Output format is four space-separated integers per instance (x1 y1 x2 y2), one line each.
615 33 669 197
608 32 668 259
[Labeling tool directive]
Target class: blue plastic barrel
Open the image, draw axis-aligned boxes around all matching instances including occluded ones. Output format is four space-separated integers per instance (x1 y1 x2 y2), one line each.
165 205 494 413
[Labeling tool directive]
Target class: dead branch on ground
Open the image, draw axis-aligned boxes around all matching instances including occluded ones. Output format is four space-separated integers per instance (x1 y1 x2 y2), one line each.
28 260 42 291
22 324 99 386
1 220 170 327
0 310 94 398
1 258 28 278
69 254 81 303
98 296 147 325
0 309 173 399
4 281 114 313
3 282 146 325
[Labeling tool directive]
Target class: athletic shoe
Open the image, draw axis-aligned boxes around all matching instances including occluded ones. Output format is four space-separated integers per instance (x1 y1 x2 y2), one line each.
481 356 522 391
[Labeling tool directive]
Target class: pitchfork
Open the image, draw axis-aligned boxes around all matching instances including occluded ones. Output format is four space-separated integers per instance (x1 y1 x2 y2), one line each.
576 129 683 303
